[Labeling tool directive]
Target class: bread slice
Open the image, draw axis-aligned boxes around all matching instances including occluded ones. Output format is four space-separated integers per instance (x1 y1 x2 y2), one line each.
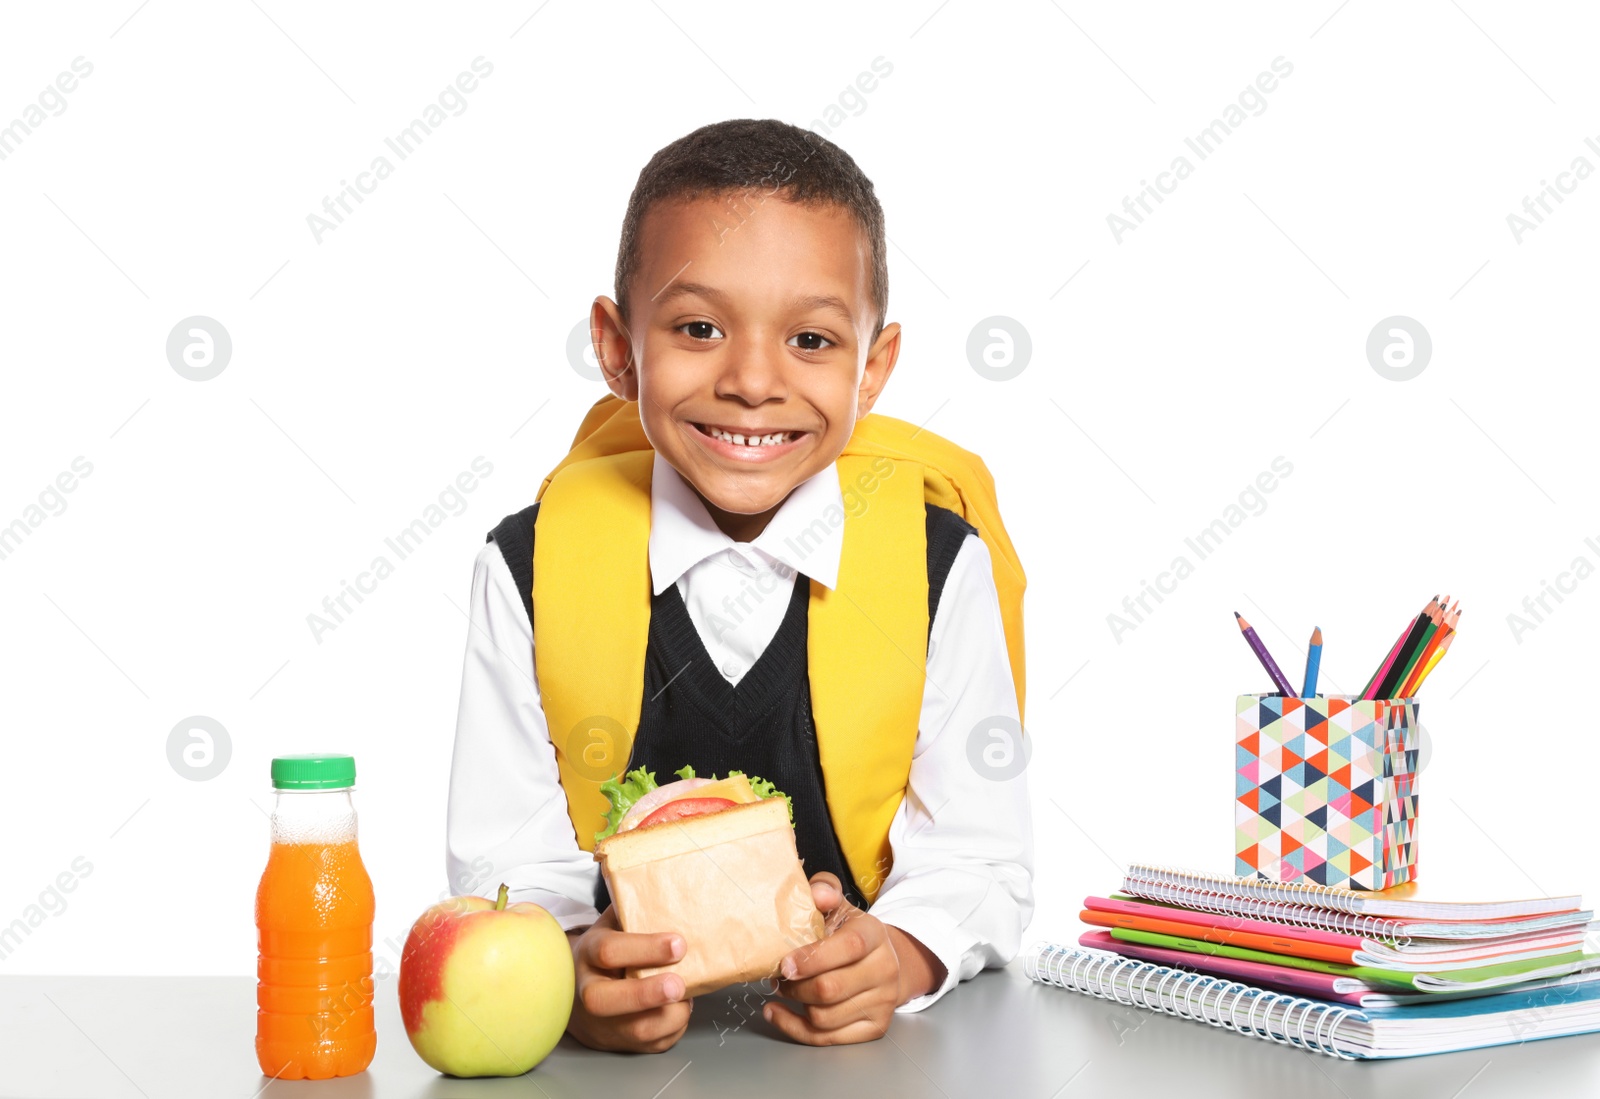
594 798 825 997
597 797 789 868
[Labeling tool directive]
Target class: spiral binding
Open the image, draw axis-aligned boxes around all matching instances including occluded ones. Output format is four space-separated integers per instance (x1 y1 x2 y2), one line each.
1122 865 1413 947
1131 864 1364 909
1024 943 1362 1060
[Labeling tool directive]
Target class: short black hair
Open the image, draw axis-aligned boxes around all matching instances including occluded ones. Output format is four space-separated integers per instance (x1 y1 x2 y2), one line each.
614 119 888 343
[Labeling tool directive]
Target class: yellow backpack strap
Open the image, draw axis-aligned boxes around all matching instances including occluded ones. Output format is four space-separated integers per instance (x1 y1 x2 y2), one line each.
809 455 928 903
842 414 1027 723
531 449 653 852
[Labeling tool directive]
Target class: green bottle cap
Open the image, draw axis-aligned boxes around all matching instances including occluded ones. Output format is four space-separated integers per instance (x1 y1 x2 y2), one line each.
271 754 356 790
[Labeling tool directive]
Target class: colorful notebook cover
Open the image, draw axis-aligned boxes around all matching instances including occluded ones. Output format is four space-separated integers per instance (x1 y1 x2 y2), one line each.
1078 929 1375 1005
1236 694 1419 889
1108 925 1600 992
1082 907 1358 964
1101 890 1595 942
1078 930 1600 1009
1083 896 1594 966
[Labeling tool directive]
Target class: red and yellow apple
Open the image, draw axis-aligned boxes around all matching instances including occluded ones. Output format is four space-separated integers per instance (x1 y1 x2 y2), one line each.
398 884 574 1077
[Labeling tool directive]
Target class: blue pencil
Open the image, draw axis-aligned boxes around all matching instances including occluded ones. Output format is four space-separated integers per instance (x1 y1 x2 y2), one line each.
1302 627 1323 697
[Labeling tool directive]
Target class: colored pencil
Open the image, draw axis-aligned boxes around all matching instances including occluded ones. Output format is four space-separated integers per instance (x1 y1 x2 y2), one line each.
1234 612 1296 696
1301 627 1323 697
1360 604 1424 698
1375 598 1439 700
1388 605 1443 700
1409 626 1457 692
1399 600 1456 696
1362 597 1435 700
1237 594 1462 702
1398 603 1448 695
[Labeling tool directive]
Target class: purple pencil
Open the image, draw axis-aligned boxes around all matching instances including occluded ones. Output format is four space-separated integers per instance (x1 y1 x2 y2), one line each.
1234 612 1296 696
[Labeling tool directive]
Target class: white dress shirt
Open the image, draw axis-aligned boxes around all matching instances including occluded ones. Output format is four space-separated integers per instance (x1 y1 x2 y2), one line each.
445 452 1034 1013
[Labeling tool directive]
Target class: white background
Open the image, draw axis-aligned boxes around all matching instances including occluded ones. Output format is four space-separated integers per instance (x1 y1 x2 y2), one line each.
2 1 1597 979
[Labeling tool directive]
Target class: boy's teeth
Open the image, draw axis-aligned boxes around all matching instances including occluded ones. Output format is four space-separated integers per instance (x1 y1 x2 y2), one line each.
705 425 793 446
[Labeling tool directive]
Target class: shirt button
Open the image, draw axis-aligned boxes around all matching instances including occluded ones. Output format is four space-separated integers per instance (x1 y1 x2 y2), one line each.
721 659 742 679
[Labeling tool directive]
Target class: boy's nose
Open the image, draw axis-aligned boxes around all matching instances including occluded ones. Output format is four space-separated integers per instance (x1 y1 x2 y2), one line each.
713 338 788 405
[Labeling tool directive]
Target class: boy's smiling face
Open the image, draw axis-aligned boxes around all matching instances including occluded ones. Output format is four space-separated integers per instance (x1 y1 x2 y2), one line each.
591 193 900 542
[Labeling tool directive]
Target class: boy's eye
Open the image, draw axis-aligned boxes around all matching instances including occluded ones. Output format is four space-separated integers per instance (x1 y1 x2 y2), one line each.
680 321 723 341
788 331 832 352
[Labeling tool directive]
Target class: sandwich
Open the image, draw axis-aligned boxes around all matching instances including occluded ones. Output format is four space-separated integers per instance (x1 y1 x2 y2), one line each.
593 765 826 997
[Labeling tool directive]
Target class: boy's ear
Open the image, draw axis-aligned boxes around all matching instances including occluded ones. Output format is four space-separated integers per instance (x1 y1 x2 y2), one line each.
591 296 637 401
855 321 902 420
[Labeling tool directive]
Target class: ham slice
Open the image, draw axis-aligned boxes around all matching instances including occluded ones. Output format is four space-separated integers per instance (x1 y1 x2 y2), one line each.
617 777 711 833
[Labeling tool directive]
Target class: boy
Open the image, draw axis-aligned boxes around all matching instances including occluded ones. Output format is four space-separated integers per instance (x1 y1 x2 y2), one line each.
445 119 1033 1051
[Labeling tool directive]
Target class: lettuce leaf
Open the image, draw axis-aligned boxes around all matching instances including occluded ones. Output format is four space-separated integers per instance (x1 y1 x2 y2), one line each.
594 766 659 843
729 769 795 826
594 764 795 844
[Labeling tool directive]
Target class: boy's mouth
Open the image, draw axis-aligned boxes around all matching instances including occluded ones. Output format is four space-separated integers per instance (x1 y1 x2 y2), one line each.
690 421 808 461
693 422 803 447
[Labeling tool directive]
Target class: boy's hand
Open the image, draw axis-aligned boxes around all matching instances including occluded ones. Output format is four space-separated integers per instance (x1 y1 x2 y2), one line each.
763 872 946 1046
566 907 693 1053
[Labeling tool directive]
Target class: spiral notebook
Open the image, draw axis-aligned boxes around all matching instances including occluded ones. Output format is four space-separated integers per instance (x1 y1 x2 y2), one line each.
1101 925 1600 992
1026 943 1600 1060
1078 930 1600 1009
1122 864 1583 941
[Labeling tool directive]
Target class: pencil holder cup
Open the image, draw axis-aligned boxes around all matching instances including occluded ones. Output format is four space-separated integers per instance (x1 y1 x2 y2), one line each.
1235 694 1419 891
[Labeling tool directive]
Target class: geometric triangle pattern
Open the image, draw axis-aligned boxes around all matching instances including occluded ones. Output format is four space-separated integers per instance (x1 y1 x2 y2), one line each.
1235 694 1420 891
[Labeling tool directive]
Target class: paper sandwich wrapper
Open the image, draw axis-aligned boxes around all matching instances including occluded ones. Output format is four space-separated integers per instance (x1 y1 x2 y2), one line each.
595 797 826 998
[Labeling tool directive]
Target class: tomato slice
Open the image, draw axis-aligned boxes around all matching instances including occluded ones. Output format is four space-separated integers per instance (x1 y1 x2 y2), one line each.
636 797 737 830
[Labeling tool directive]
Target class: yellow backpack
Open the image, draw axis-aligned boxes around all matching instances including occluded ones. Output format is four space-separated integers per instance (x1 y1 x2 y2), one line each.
530 396 1025 902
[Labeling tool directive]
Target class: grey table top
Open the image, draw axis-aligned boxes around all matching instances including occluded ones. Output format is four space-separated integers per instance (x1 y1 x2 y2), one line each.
4 963 1600 1099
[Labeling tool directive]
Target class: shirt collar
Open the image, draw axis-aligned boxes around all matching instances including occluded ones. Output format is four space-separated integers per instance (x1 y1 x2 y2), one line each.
649 450 845 595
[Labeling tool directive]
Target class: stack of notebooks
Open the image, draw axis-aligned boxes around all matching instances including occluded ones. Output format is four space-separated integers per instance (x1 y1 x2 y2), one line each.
1026 865 1600 1059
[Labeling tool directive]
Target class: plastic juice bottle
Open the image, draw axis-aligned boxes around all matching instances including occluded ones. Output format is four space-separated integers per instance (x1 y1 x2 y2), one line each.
255 754 376 1079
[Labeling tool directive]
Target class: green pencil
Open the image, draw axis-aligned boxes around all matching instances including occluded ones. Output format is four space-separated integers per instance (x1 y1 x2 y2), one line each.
1385 598 1444 700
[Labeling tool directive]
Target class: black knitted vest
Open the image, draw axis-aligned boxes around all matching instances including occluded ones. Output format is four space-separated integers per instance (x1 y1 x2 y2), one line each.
488 501 976 913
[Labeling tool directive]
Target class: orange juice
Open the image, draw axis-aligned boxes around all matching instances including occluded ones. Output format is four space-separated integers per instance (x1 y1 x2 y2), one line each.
256 754 376 1079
